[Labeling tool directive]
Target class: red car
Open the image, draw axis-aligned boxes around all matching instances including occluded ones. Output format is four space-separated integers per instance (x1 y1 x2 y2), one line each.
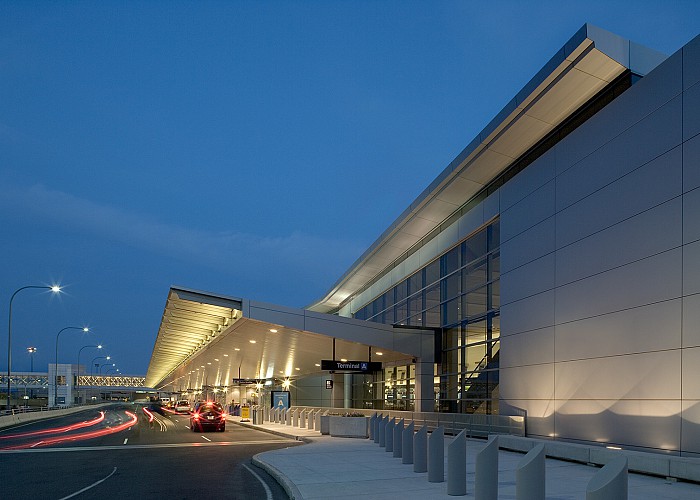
190 401 227 432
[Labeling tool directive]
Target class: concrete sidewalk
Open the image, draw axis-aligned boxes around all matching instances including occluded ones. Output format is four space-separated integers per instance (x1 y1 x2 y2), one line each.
236 418 700 499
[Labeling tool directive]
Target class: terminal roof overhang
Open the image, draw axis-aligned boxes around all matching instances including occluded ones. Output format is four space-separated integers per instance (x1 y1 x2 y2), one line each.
308 23 667 314
145 287 433 390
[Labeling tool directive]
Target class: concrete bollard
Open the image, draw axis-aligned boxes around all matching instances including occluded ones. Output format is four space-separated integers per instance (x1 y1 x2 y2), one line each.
315 410 322 431
286 408 292 426
374 414 382 443
308 410 316 429
414 424 428 473
299 410 306 428
586 457 628 500
379 415 387 447
369 413 377 440
447 428 467 496
393 418 404 458
386 418 395 452
516 443 545 500
428 426 445 483
292 409 299 427
402 421 415 464
475 435 499 500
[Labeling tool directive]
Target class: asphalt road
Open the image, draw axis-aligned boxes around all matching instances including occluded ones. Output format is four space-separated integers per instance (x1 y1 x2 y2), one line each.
0 404 301 499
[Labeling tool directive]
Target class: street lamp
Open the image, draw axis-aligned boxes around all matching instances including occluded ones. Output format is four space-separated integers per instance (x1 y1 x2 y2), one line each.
54 326 89 407
6 284 61 411
99 362 115 374
26 347 37 400
91 355 110 376
77 344 101 405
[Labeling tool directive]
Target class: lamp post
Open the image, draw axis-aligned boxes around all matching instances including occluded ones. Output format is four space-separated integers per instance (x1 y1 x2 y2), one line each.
99 362 115 374
91 355 110 376
54 326 89 407
77 344 101 405
26 347 37 400
6 284 61 411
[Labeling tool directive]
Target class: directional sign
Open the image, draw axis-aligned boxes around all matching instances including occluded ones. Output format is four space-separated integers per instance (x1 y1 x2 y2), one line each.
321 360 382 372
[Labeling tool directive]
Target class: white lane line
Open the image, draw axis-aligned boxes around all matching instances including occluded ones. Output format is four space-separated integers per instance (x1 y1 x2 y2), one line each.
0 439 295 454
201 435 211 442
58 466 117 500
184 425 189 429
30 441 44 448
243 463 273 500
123 438 128 445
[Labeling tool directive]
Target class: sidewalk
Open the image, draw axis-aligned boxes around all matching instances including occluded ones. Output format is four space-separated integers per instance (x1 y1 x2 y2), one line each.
234 417 700 499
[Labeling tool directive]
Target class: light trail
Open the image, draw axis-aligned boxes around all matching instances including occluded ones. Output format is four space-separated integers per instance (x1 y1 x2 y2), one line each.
1 411 138 450
0 412 105 440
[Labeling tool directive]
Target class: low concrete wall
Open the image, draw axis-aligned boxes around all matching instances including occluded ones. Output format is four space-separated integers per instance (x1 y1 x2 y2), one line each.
0 403 117 430
329 416 369 438
499 435 700 483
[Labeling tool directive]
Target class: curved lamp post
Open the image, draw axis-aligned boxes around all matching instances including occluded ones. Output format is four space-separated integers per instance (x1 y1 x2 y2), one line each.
54 326 89 407
6 284 61 411
91 355 110 376
77 344 101 404
99 362 115 374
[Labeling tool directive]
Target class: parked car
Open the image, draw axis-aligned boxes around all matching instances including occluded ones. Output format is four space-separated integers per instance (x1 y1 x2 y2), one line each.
174 400 191 414
190 401 226 432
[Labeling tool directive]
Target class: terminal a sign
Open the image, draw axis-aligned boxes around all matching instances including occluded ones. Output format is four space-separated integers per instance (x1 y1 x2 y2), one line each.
321 360 382 372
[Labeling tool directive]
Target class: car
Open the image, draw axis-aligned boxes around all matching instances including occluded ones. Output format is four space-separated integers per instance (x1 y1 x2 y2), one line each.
190 401 226 432
174 400 191 414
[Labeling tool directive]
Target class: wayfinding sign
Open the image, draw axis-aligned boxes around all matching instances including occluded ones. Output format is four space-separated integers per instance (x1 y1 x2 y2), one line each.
321 360 382 372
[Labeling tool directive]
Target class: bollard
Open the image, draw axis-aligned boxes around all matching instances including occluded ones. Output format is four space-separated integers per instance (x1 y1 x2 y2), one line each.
315 410 322 431
414 424 428 473
393 418 404 458
428 426 445 483
369 413 377 440
402 421 415 465
475 435 499 500
292 409 299 427
374 414 382 444
586 457 628 500
286 408 292 426
299 410 306 428
447 429 467 496
308 410 315 429
386 418 395 452
379 415 387 447
516 443 545 500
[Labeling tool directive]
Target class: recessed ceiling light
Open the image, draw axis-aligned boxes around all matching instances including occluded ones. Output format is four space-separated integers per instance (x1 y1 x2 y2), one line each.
269 328 278 333
223 354 229 357
376 352 383 356
234 348 240 351
315 363 320 367
214 359 219 361
249 340 256 344
340 358 347 362
207 362 212 365
295 367 300 371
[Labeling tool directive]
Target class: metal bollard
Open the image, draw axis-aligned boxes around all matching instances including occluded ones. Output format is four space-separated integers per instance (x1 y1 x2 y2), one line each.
402 421 415 464
428 426 444 483
447 428 467 496
393 418 404 458
386 418 395 452
379 415 387 447
586 457 628 500
414 424 428 473
475 435 499 500
369 413 377 440
516 443 545 500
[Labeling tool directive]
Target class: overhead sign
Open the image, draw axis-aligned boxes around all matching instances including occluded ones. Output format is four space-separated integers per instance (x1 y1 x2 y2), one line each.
271 390 290 409
321 360 382 372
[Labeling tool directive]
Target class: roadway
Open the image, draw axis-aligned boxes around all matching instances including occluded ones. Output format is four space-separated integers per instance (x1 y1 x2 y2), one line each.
0 403 301 499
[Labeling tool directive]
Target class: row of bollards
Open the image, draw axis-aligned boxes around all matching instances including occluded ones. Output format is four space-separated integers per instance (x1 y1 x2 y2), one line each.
368 412 629 499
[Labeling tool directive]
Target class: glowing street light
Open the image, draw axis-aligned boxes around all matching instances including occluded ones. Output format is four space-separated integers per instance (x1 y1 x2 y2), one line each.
77 344 102 404
6 284 61 411
54 326 89 407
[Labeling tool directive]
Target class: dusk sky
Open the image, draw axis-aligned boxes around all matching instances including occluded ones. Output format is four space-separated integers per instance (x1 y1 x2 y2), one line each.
2 1 698 376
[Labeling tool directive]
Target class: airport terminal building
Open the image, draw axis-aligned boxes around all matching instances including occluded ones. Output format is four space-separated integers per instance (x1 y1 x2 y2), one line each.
146 25 700 456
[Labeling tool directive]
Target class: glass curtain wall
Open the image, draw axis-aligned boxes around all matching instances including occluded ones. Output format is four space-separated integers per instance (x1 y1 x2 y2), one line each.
354 220 500 413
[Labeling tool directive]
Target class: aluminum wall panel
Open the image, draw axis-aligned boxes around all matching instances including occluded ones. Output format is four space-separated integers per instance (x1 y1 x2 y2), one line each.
554 298 681 362
554 399 681 450
500 253 555 306
683 134 700 192
500 148 555 212
499 327 554 368
684 35 700 91
682 347 700 399
681 401 700 455
683 240 700 295
502 399 554 438
500 216 555 273
555 350 681 401
501 179 555 243
555 248 682 325
500 290 555 336
684 81 700 141
555 146 682 249
682 294 700 348
555 197 682 286
499 364 554 400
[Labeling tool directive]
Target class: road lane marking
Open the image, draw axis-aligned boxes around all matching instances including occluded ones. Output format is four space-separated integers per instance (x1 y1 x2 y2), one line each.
123 438 128 445
184 425 189 429
30 441 44 448
243 463 273 500
0 439 295 454
59 466 117 500
201 435 211 442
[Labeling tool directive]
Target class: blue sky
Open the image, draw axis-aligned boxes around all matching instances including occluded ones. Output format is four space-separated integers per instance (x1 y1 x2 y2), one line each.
1 1 698 376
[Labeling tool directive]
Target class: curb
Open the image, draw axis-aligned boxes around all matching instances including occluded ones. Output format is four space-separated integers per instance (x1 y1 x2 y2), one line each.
231 418 316 443
252 452 305 500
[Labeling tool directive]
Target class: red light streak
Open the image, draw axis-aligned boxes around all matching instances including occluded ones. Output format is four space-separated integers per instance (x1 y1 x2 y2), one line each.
142 407 154 422
1 411 137 450
0 411 105 440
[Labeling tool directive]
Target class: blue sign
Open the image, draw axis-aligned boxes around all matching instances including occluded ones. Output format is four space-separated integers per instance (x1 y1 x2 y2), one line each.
271 390 290 409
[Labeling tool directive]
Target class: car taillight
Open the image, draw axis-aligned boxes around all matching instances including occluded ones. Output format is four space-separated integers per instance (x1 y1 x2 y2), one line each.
221 413 227 419
193 413 200 420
